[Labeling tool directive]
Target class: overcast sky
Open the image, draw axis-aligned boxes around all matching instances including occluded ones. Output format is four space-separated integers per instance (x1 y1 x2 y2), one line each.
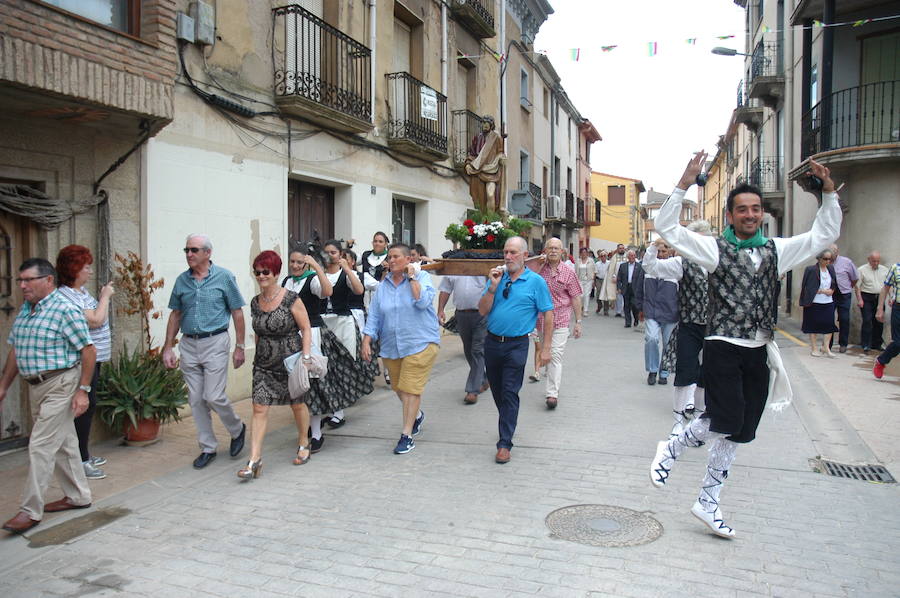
533 0 747 201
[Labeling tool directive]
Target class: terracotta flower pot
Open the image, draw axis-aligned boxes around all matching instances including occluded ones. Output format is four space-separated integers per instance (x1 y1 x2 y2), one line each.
124 418 161 445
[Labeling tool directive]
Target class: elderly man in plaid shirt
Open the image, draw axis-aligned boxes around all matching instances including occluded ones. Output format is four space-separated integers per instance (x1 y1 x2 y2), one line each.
0 258 96 534
529 237 583 409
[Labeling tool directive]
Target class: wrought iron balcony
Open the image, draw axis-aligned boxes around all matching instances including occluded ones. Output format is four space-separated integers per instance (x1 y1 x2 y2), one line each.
801 80 900 159
576 198 585 227
450 0 496 39
273 5 372 133
451 109 483 170
385 72 449 160
748 40 784 108
561 190 581 227
584 197 601 226
514 181 542 222
749 157 783 194
734 80 764 132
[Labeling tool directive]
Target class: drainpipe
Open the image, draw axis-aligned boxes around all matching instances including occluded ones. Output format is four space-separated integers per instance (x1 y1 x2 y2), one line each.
369 0 377 125
550 88 556 243
821 0 834 151
440 1 448 95
499 0 506 136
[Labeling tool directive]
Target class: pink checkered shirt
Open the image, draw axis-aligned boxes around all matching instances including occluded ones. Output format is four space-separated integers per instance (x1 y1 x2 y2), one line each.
537 262 583 329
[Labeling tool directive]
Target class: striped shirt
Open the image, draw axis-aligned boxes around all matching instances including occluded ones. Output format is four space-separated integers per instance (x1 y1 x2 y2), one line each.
57 285 112 362
168 263 245 335
885 263 900 303
8 289 93 376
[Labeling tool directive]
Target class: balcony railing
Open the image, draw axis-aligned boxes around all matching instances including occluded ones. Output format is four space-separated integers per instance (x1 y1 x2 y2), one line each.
737 80 745 108
585 197 601 225
451 109 483 170
386 72 449 159
576 198 585 227
750 40 782 80
515 181 543 221
450 0 495 38
801 80 900 158
273 5 372 131
750 157 783 193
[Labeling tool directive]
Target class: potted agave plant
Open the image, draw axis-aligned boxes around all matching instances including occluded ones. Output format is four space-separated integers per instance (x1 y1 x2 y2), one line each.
96 252 187 445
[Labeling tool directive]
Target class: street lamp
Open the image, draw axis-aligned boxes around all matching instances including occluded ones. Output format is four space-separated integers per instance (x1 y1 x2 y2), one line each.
711 46 750 57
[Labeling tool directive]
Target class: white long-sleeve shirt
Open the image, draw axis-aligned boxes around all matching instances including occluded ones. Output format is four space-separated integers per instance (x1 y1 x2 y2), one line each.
655 187 842 283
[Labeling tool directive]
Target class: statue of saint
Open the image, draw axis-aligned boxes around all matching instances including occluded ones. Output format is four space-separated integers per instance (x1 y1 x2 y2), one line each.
465 116 505 213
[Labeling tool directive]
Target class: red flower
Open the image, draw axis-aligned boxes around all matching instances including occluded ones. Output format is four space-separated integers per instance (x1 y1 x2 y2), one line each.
483 220 489 224
467 227 475 235
486 234 495 242
463 219 475 227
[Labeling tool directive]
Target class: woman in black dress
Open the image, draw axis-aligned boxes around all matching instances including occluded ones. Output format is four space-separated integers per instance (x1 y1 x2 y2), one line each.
237 251 312 481
800 249 839 357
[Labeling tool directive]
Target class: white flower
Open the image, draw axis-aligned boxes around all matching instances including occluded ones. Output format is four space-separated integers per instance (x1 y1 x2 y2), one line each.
465 235 472 241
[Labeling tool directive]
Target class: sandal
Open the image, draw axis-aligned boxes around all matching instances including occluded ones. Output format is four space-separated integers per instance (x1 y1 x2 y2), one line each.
293 445 310 465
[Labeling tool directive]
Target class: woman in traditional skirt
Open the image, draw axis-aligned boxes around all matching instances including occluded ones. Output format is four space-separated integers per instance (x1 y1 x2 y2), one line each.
800 249 839 357
360 232 391 385
317 240 376 440
238 250 312 480
282 245 370 452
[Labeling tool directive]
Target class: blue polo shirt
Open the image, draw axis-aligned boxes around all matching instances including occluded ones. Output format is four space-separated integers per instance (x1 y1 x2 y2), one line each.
484 268 553 337
168 263 245 335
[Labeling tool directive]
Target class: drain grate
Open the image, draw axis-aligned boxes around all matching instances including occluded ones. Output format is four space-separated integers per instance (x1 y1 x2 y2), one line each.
810 458 896 483
545 504 663 547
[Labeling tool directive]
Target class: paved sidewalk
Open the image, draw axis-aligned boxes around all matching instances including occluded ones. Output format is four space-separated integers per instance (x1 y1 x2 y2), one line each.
0 314 897 597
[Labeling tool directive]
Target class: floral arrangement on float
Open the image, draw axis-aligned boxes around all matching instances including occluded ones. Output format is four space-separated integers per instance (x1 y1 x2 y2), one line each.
443 210 532 252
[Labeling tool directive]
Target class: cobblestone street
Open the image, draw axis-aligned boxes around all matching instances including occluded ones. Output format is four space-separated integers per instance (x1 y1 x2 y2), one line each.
1 314 897 597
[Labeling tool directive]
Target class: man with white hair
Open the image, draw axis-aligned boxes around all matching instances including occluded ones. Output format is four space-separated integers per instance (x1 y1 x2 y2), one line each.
530 237 583 409
855 251 888 354
162 234 247 469
479 237 553 464
643 220 712 435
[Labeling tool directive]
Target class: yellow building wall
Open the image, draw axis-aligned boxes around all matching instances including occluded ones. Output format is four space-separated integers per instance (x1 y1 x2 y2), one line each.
590 172 642 246
702 153 726 234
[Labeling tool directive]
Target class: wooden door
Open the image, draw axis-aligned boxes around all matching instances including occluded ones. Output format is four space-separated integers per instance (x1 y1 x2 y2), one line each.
288 179 334 249
860 32 900 145
0 209 34 449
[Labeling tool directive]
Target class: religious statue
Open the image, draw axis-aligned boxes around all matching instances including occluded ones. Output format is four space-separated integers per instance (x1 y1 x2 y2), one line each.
465 116 505 213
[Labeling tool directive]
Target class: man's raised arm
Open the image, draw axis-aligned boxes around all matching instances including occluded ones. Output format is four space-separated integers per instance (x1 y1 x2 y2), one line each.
773 160 842 275
655 152 719 273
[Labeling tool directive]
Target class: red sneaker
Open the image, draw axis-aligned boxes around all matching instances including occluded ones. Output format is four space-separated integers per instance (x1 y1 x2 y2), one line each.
873 361 885 379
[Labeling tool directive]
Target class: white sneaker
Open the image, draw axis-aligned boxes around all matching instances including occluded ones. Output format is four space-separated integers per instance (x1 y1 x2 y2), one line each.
650 441 673 488
691 501 735 539
88 455 107 467
82 461 107 480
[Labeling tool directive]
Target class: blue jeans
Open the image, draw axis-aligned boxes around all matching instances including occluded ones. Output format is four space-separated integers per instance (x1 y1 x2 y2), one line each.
484 335 529 450
877 308 900 366
645 318 677 378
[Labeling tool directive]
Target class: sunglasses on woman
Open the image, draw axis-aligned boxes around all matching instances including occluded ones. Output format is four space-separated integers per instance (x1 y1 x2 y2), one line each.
253 269 272 276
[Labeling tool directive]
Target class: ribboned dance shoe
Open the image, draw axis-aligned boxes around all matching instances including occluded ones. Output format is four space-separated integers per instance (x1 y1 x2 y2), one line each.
691 501 736 539
650 441 675 488
393 434 415 454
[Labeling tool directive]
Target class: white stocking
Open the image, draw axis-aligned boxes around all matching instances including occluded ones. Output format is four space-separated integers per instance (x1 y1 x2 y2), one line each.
698 437 738 513
310 415 323 440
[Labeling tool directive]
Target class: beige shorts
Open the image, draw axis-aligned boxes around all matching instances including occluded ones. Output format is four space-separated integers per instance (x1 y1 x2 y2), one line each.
382 343 439 395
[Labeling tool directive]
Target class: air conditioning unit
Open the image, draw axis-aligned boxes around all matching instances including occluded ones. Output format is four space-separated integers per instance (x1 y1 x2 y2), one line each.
545 195 561 220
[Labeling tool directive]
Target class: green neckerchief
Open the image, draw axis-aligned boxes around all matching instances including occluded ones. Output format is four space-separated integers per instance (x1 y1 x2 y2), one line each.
722 225 768 250
371 250 387 257
291 270 316 283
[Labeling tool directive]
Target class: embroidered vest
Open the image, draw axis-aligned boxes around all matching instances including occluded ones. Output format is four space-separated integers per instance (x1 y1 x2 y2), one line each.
707 237 779 340
678 258 708 326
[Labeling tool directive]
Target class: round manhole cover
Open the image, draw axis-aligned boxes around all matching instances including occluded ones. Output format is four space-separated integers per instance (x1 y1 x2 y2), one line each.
545 504 663 547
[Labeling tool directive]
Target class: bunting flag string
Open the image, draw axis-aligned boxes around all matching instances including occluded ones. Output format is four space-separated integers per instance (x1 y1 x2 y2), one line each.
453 12 900 62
